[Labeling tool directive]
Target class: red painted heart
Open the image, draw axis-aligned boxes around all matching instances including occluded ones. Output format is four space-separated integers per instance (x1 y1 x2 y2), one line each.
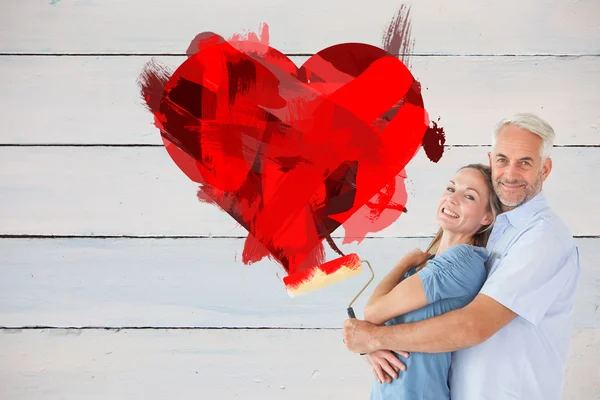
151 36 427 278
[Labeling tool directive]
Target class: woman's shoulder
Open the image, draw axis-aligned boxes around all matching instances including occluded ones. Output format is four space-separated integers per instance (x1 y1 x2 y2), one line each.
440 244 489 264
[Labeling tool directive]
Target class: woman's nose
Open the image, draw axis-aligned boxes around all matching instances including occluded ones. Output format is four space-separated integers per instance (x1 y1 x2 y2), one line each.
448 193 460 204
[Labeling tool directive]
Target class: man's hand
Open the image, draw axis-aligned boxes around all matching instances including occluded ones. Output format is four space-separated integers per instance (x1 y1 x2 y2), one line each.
343 318 381 354
366 350 409 384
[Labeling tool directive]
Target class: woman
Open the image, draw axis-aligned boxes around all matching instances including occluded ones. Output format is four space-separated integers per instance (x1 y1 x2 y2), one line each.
365 163 503 400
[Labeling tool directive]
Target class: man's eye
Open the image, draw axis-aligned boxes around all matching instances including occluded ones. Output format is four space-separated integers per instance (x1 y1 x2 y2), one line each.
497 158 507 163
521 161 531 166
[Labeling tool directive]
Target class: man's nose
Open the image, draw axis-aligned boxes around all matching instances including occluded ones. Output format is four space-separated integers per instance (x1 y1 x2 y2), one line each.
504 163 521 180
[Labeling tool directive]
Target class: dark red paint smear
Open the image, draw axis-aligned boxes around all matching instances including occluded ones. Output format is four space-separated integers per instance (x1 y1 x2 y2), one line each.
422 120 446 163
382 4 415 68
138 32 429 280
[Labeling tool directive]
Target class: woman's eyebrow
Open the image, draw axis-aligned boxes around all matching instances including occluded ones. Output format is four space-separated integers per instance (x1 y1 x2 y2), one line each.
449 181 480 195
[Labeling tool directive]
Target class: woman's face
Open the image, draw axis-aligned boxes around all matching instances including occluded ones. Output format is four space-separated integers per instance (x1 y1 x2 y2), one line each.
436 168 494 235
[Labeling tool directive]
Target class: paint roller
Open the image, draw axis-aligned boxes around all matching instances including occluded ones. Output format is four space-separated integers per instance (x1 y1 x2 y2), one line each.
282 253 375 318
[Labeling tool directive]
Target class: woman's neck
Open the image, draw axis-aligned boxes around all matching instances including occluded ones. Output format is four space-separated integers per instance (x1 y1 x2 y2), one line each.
436 230 474 257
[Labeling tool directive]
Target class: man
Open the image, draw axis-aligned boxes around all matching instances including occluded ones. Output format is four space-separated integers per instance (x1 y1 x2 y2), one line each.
343 113 581 399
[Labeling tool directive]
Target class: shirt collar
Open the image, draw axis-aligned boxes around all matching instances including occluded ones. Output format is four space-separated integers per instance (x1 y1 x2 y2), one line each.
500 190 549 229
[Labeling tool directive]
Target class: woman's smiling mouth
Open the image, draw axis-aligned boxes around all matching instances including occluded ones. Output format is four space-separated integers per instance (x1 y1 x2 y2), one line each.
442 208 459 218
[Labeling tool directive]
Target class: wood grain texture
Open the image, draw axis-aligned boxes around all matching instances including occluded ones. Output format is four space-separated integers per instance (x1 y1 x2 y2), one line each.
1 0 599 54
0 237 596 328
0 328 597 399
1 0 599 397
1 55 599 145
0 147 597 237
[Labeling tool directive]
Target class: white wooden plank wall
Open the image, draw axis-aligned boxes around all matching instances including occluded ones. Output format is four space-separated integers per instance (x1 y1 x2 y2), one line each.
0 1 599 399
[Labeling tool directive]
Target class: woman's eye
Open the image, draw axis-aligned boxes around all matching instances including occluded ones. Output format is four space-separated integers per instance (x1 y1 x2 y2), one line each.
446 187 454 192
465 195 475 200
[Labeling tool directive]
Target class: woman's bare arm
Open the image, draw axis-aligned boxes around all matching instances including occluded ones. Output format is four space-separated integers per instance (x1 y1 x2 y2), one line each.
364 274 429 325
364 250 430 325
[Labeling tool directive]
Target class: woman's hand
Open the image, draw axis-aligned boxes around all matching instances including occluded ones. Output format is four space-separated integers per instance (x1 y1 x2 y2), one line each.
366 349 409 384
398 248 431 270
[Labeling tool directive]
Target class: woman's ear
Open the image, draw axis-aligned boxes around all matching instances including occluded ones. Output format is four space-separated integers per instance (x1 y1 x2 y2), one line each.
481 211 493 226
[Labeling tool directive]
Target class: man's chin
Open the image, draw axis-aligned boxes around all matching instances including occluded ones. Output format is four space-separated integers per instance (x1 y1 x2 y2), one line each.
499 194 526 208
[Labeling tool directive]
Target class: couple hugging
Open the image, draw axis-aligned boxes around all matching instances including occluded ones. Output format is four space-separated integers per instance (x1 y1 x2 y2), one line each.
343 113 581 400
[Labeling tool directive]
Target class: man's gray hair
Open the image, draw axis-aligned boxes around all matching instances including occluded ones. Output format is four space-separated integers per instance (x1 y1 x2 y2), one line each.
492 113 556 159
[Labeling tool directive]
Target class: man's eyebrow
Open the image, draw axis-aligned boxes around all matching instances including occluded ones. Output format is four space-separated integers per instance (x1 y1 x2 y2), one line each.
495 153 535 162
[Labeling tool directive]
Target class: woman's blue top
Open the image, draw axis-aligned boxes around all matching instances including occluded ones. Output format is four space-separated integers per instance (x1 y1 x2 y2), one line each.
370 244 489 400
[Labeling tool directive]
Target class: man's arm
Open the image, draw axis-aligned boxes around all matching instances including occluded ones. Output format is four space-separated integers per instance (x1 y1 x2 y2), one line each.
375 294 516 353
344 293 516 354
344 227 575 355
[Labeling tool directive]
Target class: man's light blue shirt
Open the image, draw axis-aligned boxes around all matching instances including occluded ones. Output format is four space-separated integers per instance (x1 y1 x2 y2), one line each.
449 190 581 400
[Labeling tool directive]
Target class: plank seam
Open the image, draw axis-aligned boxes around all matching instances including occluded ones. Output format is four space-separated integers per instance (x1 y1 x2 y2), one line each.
0 234 431 239
0 235 597 239
1 144 598 148
1 53 599 57
0 326 340 330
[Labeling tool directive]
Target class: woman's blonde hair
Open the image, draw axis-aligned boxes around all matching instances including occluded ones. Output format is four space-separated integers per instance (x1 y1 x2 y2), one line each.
426 164 503 254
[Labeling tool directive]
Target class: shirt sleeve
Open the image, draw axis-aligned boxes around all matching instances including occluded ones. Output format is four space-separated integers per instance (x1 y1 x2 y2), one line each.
417 244 488 304
479 229 576 326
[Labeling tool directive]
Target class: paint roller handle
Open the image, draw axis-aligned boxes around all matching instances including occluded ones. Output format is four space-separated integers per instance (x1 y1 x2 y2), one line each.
347 307 356 319
346 260 375 320
346 307 366 355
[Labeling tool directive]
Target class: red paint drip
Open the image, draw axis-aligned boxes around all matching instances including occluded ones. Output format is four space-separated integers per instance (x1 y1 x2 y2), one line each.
422 120 446 163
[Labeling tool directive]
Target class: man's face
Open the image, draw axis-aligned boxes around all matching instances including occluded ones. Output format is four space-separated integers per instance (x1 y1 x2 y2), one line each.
488 124 552 210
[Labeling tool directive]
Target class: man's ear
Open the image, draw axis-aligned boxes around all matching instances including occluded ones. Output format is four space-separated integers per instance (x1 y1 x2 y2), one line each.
541 157 552 182
487 152 492 168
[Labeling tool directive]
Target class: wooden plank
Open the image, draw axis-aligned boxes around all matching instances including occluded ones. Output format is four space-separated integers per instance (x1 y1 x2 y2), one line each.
1 55 599 145
1 0 599 54
0 147 598 237
0 328 597 399
563 329 600 400
0 237 597 328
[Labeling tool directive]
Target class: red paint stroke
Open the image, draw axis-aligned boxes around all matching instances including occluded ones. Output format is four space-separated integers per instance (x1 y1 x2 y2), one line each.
382 4 415 69
137 58 172 114
422 119 446 163
229 22 270 46
382 6 446 164
341 169 408 245
137 23 429 283
186 32 225 58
